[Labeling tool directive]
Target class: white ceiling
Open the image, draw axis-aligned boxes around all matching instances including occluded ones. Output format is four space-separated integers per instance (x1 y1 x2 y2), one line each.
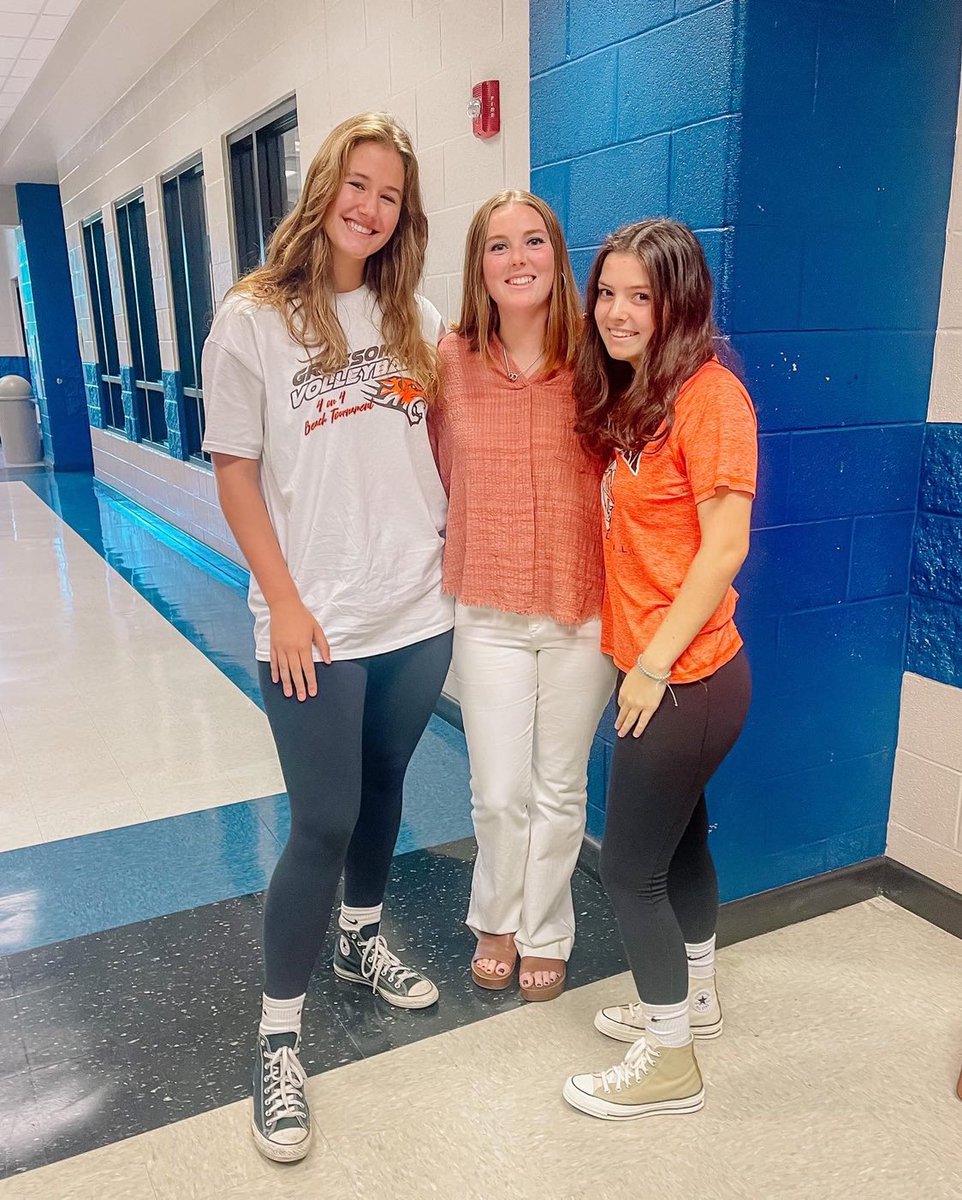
0 0 78 134
0 0 221 185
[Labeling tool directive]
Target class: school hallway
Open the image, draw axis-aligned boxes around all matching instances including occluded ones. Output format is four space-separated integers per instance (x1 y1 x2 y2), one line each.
0 465 959 1200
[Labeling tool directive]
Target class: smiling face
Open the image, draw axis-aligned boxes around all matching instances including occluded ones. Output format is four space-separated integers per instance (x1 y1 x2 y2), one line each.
593 251 657 368
480 203 555 319
323 140 405 290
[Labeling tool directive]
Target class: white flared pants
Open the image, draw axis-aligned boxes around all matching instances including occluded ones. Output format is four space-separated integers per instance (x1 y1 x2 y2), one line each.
453 603 616 960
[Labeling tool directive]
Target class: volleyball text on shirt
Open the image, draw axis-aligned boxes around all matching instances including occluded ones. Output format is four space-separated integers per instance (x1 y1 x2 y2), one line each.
290 344 428 429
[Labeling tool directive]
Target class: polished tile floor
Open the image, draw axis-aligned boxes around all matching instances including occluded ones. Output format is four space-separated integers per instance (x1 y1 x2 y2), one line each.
0 480 283 848
2 466 961 1199
3 897 961 1200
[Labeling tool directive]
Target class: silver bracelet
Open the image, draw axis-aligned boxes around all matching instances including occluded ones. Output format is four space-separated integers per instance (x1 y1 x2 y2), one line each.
635 656 670 683
635 656 678 708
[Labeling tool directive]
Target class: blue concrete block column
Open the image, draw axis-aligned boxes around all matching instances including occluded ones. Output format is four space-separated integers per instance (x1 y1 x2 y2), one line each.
0 355 31 384
15 183 92 471
531 0 962 898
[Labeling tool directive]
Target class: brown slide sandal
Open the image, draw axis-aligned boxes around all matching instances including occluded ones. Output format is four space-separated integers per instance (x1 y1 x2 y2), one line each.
471 934 518 991
519 956 566 1002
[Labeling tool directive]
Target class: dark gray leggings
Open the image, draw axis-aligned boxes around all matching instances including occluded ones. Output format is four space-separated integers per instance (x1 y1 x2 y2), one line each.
600 650 751 1006
258 629 452 999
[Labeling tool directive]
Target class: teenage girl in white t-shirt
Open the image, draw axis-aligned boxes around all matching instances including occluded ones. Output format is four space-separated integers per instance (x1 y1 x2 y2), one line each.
202 113 453 1164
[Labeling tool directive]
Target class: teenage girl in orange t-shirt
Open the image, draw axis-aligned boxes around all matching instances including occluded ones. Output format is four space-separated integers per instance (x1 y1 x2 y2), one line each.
562 220 757 1122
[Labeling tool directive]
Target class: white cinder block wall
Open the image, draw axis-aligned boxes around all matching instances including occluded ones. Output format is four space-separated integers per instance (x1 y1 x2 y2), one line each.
0 226 25 358
58 0 530 562
886 80 962 893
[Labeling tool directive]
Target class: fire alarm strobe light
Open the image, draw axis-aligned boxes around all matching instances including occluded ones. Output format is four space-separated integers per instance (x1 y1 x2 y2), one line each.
467 80 500 139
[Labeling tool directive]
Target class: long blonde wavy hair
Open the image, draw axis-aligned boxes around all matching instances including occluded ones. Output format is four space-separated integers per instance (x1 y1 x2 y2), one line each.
231 112 436 388
455 190 581 377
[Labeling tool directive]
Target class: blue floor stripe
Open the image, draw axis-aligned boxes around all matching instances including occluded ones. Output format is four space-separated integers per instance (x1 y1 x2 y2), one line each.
0 466 475 952
0 801 284 955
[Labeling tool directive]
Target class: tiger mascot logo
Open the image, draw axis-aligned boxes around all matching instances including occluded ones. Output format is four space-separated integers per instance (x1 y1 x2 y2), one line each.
365 375 427 426
602 450 642 532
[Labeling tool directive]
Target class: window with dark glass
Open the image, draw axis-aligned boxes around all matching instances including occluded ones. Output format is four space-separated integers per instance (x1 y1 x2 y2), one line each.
163 158 214 460
229 99 301 274
115 191 166 445
81 215 125 431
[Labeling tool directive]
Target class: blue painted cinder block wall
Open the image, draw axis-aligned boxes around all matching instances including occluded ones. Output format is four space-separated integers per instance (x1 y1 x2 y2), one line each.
15 183 91 471
531 0 962 899
0 356 31 384
909 424 962 687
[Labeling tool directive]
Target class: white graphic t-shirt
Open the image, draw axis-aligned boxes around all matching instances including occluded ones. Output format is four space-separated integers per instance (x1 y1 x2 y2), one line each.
201 286 453 661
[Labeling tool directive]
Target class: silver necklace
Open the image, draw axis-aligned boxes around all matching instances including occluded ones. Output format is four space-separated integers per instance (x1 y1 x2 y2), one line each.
501 343 543 381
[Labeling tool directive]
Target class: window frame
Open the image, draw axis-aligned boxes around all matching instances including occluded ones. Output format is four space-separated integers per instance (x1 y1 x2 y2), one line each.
81 212 125 433
114 189 167 447
162 154 214 463
227 96 300 274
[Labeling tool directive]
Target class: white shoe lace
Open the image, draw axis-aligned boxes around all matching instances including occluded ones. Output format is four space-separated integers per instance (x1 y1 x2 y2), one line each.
359 933 422 993
599 1042 658 1095
263 1045 308 1131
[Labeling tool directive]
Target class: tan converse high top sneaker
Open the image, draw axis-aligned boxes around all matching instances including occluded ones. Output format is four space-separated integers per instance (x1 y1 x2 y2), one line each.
563 1037 705 1121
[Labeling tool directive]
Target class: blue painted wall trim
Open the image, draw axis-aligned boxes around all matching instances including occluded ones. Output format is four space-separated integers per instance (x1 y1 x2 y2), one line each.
908 423 962 688
82 361 105 429
531 0 962 900
162 369 187 460
15 183 92 471
119 364 139 442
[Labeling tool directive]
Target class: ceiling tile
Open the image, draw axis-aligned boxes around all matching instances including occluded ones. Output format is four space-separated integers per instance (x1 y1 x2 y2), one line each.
2 75 29 94
0 1 45 14
31 12 66 37
42 0 78 14
0 36 24 55
19 34 52 57
0 13 34 36
11 56 39 77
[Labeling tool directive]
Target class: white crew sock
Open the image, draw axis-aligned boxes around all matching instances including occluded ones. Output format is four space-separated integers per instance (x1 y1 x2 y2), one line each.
643 998 691 1049
686 935 716 980
259 992 305 1040
339 903 382 935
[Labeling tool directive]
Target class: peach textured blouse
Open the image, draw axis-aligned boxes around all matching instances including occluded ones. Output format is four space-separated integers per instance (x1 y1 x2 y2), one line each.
429 332 606 627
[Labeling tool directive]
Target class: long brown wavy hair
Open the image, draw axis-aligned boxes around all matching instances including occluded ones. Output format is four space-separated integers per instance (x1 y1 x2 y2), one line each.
455 190 581 377
231 112 436 389
574 219 716 460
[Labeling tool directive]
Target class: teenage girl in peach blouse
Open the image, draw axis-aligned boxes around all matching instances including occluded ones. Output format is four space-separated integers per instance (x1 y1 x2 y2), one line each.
430 191 616 1000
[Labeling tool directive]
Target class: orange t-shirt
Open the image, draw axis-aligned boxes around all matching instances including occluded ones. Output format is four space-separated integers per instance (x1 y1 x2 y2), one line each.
601 358 757 682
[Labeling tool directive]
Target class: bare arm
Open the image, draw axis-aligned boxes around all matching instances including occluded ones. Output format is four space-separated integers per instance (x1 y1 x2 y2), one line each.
212 452 330 699
615 487 752 737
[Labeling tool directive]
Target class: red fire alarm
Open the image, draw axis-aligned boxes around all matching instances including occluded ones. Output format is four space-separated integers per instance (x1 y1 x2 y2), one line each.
469 80 500 139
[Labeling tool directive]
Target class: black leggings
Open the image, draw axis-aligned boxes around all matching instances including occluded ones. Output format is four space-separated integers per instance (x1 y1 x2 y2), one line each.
600 650 751 1007
258 629 452 998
